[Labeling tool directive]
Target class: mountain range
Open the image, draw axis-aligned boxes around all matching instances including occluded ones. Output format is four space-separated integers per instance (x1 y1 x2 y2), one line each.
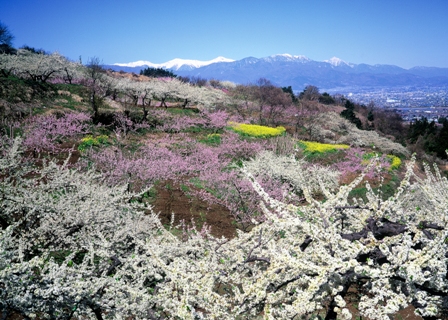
105 54 448 92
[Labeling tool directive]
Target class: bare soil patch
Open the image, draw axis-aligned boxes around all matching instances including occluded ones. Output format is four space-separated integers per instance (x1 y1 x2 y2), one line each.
153 180 237 239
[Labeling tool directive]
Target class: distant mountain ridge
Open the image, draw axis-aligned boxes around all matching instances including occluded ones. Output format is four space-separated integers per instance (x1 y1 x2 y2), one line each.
105 54 448 91
113 56 234 71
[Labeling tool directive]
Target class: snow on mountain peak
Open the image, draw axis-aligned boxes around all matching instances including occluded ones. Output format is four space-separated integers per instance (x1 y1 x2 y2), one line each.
113 60 157 68
324 57 351 67
162 56 235 70
114 54 358 71
269 53 310 61
113 56 234 70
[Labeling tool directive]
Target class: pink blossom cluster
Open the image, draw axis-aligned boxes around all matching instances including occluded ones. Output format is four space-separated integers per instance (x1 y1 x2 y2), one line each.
333 147 391 181
86 132 266 186
150 109 241 133
21 112 91 152
83 130 287 226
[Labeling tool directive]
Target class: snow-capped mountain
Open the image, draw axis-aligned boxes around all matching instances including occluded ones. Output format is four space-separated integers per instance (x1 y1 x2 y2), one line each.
106 54 448 91
113 56 234 71
324 57 353 67
262 53 311 63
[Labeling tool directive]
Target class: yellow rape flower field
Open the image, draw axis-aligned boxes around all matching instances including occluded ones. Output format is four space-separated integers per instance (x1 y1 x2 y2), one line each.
299 140 350 154
228 122 286 138
387 154 402 170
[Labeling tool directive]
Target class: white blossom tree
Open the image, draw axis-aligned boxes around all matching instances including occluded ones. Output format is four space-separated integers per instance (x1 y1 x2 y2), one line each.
1 137 447 319
0 49 83 83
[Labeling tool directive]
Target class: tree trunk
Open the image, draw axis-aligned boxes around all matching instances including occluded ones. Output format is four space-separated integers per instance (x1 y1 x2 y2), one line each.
89 304 103 320
160 98 167 108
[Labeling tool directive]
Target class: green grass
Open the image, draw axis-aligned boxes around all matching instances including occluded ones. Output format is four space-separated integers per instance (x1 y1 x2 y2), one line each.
198 133 222 145
142 186 158 204
348 174 400 202
166 107 199 116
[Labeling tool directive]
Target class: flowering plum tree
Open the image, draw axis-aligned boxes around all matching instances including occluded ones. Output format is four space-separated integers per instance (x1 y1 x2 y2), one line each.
1 137 448 319
237 156 448 319
0 50 83 83
83 57 119 118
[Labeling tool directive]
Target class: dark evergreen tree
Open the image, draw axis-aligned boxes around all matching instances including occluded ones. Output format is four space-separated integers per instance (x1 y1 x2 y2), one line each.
20 45 49 55
281 86 297 103
340 99 362 129
0 21 15 54
140 67 176 78
318 92 335 105
435 117 448 158
407 117 436 144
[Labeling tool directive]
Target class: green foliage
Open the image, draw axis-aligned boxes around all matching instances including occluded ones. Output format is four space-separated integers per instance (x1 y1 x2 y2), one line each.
140 67 176 78
407 117 448 159
0 74 56 105
0 20 15 53
340 99 362 129
408 117 436 143
348 174 400 202
20 45 49 55
180 184 190 193
318 92 335 105
166 107 200 116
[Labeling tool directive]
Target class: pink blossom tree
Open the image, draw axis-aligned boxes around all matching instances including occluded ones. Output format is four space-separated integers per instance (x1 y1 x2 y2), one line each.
21 112 91 152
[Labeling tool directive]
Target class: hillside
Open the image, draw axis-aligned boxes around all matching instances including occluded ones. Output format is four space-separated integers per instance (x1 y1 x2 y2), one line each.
1 50 448 320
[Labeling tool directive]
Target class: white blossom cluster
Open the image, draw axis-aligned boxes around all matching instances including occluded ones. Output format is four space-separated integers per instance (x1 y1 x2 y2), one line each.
243 150 340 197
0 50 228 112
113 77 228 109
0 50 84 83
1 138 447 319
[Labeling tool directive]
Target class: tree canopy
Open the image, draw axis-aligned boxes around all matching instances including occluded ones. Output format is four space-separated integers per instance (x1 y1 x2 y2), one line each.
140 67 176 78
0 21 15 54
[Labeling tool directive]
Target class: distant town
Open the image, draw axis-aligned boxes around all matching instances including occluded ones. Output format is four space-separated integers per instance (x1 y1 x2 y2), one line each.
325 86 448 122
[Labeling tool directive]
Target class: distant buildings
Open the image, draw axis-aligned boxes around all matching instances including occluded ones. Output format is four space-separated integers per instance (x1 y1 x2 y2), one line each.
326 85 448 121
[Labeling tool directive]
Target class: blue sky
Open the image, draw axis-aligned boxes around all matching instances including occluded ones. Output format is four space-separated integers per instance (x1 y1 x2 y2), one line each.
1 0 447 68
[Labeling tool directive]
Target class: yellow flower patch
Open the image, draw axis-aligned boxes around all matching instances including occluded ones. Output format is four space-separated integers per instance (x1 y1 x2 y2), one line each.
229 122 286 138
299 140 350 154
78 135 109 151
387 155 402 170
